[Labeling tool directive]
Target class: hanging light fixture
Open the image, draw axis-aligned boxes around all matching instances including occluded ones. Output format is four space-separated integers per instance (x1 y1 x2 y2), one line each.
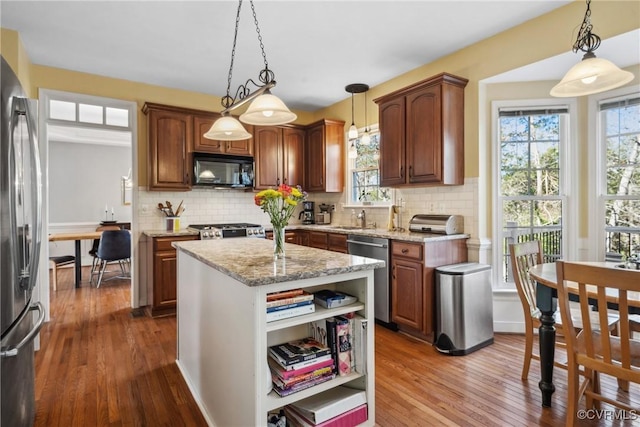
361 87 371 145
550 0 633 97
348 141 358 159
345 83 369 139
205 0 296 141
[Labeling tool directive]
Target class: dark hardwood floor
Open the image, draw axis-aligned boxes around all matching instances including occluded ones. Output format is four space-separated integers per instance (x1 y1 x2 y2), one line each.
35 267 640 426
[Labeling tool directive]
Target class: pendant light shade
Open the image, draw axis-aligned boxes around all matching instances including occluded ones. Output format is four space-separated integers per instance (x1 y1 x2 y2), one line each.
239 92 297 125
348 123 358 139
348 141 358 159
361 131 371 145
204 115 252 140
551 0 634 98
360 89 371 145
550 56 634 97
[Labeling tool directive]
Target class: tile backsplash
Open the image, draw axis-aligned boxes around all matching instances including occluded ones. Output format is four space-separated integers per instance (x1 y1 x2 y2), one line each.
137 178 478 238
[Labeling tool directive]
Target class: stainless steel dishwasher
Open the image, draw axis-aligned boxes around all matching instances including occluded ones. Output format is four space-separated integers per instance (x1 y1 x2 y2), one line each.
347 235 395 328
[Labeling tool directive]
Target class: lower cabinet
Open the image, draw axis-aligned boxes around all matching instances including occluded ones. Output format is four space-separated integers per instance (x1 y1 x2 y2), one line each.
391 238 467 339
141 233 198 317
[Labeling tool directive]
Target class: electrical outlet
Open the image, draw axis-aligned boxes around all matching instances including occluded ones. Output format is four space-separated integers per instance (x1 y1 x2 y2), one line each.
330 204 336 212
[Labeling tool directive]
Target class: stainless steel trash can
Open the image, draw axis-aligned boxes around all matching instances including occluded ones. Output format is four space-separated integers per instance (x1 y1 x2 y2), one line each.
435 262 493 355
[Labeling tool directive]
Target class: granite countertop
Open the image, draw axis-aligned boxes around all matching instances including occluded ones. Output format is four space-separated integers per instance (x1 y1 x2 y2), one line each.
173 238 385 287
278 224 470 243
142 229 199 238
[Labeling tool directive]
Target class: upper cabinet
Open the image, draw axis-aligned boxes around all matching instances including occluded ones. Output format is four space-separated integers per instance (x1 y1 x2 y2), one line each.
253 125 305 189
305 119 345 193
193 113 253 156
374 73 468 187
143 103 193 191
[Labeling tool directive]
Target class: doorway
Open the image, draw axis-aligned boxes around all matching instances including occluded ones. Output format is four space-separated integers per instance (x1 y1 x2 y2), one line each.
38 90 137 320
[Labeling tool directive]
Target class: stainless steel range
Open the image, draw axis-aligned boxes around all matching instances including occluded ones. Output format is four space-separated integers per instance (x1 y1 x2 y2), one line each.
188 223 265 240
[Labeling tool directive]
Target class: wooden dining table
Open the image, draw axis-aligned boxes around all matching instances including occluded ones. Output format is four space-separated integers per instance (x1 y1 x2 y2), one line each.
48 231 103 288
529 261 640 407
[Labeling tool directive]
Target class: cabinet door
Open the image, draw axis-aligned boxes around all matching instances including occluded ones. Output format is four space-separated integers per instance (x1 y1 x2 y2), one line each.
282 127 305 187
406 85 442 184
305 125 326 192
153 251 178 310
308 231 328 250
327 233 348 253
193 115 225 153
391 257 423 330
148 108 192 190
296 230 310 246
378 98 406 187
254 126 282 189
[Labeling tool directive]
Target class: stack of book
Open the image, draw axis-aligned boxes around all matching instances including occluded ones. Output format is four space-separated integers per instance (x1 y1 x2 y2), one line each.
268 338 336 397
284 386 368 427
267 289 315 322
313 290 358 309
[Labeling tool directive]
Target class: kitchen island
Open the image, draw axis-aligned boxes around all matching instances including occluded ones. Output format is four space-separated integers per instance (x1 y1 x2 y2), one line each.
173 238 383 426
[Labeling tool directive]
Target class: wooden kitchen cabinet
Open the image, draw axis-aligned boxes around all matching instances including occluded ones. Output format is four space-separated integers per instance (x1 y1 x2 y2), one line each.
254 125 305 189
305 119 345 192
141 233 198 317
375 73 468 187
193 113 253 156
391 238 467 339
328 232 348 253
143 103 193 191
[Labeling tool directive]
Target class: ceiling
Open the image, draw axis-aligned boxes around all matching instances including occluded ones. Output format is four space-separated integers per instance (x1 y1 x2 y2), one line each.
1 1 638 114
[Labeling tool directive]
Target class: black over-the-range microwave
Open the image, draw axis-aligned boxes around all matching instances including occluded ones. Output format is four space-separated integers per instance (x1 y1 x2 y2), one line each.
193 153 254 188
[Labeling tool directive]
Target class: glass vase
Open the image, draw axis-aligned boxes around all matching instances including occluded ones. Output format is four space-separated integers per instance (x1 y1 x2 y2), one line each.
272 225 285 260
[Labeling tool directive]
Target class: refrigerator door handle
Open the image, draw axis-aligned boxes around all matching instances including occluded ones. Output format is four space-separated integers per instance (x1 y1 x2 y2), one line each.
10 97 42 292
0 302 45 358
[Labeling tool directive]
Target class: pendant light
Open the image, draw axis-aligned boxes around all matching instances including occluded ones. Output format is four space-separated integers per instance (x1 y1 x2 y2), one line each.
361 88 371 145
550 0 634 97
345 83 369 140
205 0 296 141
348 141 358 159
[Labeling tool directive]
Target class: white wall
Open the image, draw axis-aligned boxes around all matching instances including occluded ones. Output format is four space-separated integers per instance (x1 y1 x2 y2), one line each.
49 141 132 223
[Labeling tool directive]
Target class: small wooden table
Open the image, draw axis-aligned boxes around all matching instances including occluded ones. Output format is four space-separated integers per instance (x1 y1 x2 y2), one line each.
48 231 103 288
529 261 640 407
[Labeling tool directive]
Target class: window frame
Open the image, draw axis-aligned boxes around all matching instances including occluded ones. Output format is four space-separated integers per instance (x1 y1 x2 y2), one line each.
491 98 578 290
588 87 640 261
344 124 395 208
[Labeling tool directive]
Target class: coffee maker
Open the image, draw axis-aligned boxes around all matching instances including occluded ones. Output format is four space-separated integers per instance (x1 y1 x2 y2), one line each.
298 201 315 224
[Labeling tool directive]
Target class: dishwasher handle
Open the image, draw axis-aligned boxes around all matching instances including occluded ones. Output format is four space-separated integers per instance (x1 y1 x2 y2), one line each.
346 239 388 249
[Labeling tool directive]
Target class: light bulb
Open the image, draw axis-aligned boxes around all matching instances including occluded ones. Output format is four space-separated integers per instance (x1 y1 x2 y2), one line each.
581 75 597 85
263 110 274 117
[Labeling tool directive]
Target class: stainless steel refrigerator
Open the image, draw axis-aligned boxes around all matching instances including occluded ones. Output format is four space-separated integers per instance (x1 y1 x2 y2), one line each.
1 55 46 427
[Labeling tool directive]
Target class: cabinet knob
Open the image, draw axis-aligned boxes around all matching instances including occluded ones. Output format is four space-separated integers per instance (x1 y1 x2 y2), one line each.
277 177 280 186
402 248 409 254
400 166 404 178
408 165 413 178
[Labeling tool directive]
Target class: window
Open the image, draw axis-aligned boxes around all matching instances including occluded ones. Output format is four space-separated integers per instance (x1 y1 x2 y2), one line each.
493 103 571 288
48 98 129 128
596 93 640 261
346 126 393 206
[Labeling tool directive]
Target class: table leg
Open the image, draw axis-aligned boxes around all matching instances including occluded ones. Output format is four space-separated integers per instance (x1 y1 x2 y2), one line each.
536 282 556 407
74 239 81 288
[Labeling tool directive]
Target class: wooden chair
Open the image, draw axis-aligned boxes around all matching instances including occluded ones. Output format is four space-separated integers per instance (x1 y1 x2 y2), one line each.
555 261 640 426
509 241 618 380
49 255 75 291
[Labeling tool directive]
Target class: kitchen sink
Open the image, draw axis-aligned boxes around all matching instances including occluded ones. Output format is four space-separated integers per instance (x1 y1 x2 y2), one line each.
332 226 365 230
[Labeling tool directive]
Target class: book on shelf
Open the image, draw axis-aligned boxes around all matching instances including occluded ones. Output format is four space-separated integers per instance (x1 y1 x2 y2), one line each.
288 386 367 425
269 354 332 371
272 372 335 397
334 316 352 376
271 364 333 389
352 316 368 375
313 290 358 309
325 317 338 374
267 288 304 302
266 299 313 313
269 337 331 367
285 402 368 427
268 355 334 380
266 303 315 322
266 291 314 308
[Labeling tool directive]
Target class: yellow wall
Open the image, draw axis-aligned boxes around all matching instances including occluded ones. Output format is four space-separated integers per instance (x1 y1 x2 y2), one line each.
1 1 639 237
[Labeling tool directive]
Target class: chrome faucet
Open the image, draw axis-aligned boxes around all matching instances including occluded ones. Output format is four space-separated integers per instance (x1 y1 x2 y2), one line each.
356 209 366 228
